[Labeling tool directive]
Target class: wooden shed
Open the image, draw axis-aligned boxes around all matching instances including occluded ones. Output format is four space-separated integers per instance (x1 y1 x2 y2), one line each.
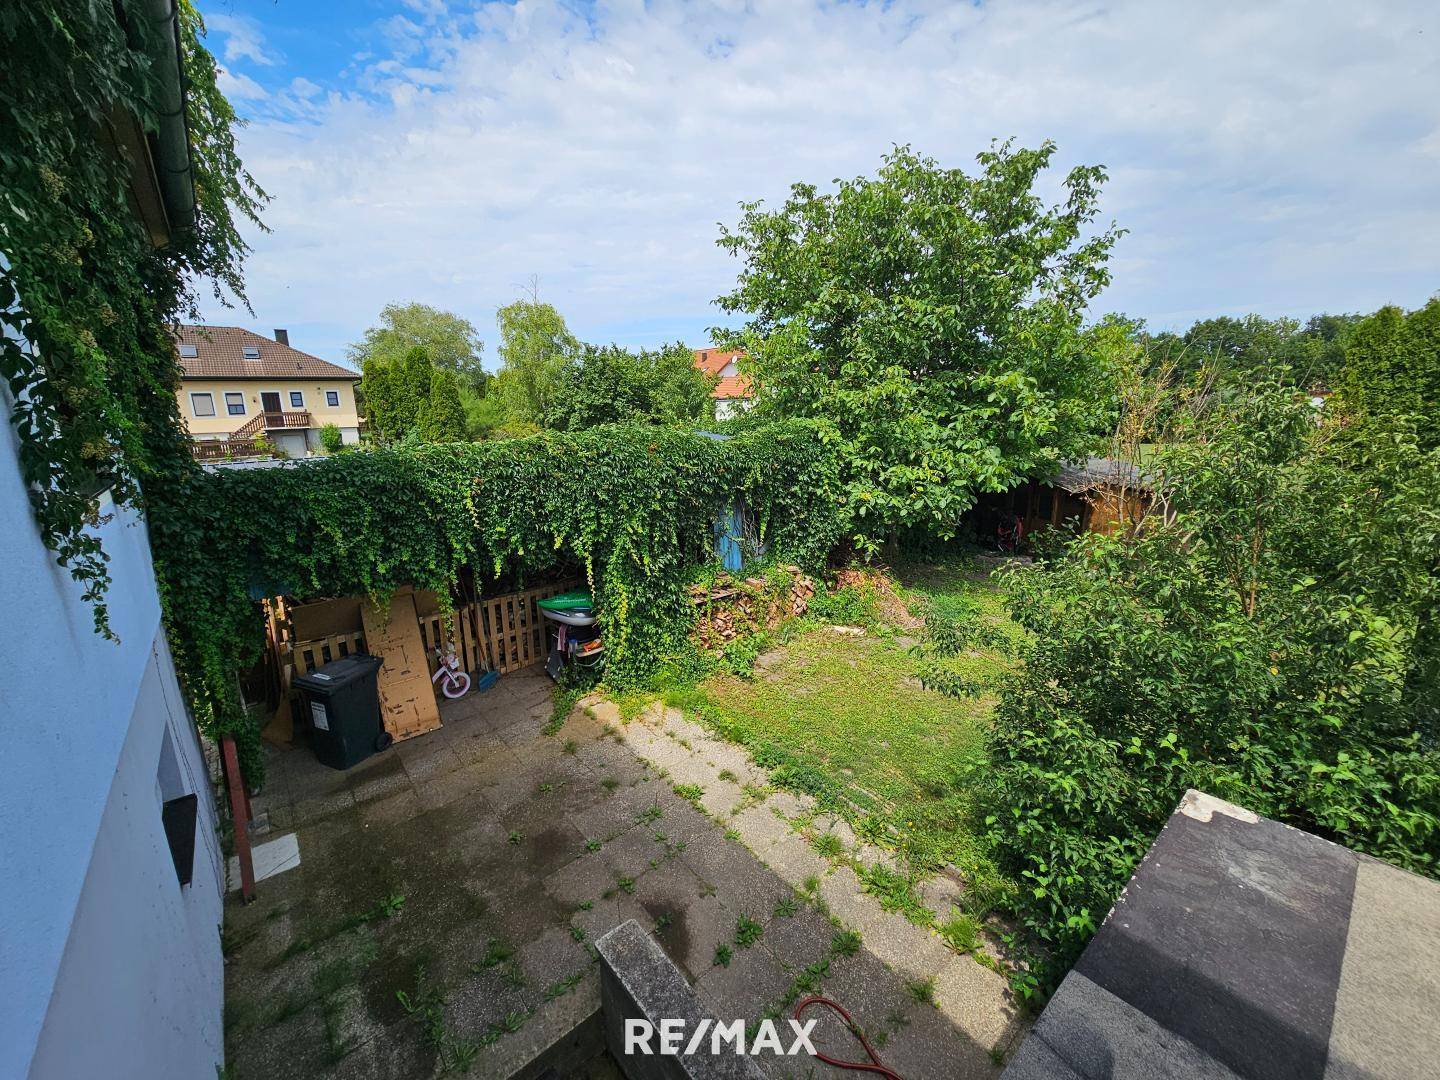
971 456 1152 546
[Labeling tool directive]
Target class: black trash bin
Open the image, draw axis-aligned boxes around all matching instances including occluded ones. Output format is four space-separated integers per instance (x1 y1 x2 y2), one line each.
293 654 390 770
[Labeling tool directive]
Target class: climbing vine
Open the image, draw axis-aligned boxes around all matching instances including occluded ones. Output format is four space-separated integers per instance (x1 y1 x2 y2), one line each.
0 1 265 635
150 421 846 779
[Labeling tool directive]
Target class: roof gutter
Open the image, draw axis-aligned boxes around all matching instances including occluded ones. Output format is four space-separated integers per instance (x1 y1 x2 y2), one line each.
143 0 196 238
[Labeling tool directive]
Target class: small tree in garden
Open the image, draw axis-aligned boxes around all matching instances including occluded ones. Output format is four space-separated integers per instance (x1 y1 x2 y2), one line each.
318 424 344 454
493 294 579 430
985 384 1440 997
714 141 1123 549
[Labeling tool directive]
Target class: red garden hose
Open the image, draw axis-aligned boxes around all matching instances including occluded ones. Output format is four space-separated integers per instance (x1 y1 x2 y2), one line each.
792 996 905 1079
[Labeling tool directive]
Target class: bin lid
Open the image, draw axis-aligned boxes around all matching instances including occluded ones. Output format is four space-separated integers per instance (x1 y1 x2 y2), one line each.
537 590 594 612
293 653 382 694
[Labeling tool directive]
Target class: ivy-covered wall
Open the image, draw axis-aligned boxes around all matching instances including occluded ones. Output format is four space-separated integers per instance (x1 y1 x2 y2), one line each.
150 421 846 777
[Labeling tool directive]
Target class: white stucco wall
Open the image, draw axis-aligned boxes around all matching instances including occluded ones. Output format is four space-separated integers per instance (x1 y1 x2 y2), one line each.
0 401 224 1077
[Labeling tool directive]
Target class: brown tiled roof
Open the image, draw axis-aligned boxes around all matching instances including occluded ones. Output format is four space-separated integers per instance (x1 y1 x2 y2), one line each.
174 325 358 380
694 348 753 399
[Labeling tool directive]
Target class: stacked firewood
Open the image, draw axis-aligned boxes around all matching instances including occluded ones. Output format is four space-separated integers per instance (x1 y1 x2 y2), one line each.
691 566 815 650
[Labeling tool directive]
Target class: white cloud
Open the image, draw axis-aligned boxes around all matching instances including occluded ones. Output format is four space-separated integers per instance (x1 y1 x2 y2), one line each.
206 13 276 68
216 68 268 101
200 0 1440 364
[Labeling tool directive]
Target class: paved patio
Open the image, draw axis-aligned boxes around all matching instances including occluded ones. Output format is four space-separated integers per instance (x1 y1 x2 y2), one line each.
222 669 1022 1079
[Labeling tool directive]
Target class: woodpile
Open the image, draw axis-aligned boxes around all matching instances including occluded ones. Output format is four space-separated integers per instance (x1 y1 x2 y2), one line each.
691 565 815 650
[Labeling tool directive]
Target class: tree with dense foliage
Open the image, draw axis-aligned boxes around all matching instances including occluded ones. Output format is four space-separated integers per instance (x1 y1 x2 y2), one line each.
545 342 716 430
493 296 579 430
985 384 1440 998
360 346 462 444
1140 310 1363 392
714 142 1122 549
348 302 487 392
420 367 466 442
1336 298 1440 446
318 424 344 454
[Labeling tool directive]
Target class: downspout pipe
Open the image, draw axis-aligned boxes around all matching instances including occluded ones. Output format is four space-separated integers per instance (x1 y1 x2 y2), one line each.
144 0 196 239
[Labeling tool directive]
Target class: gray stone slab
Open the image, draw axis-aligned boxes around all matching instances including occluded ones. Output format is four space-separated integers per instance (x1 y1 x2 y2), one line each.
1016 971 1242 1080
597 920 765 1079
1324 857 1440 1080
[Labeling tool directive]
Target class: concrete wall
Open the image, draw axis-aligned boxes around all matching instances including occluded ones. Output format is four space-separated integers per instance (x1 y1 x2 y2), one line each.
0 398 224 1077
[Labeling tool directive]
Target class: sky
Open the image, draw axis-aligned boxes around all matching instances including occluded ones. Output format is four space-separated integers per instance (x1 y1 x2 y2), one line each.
195 0 1440 370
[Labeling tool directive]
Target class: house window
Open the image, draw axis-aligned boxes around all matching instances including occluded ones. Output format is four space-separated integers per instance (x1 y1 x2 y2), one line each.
190 392 215 417
289 391 305 408
178 344 198 358
242 346 261 360
225 392 245 416
325 390 340 407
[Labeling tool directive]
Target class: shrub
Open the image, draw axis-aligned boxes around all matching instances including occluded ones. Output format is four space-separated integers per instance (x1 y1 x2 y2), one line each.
985 387 1440 995
319 424 344 454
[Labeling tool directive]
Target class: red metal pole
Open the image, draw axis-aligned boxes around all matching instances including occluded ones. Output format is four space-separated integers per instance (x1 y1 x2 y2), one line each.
221 735 255 902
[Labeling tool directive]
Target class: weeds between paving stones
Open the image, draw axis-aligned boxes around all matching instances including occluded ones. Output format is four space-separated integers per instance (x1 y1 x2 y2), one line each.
713 943 733 968
545 968 589 1001
570 925 586 941
774 895 800 918
718 768 737 782
398 964 482 1073
672 783 704 805
586 839 602 852
575 900 594 911
831 928 862 957
601 777 619 792
473 938 513 971
939 913 980 954
734 914 763 948
637 803 663 825
811 832 845 860
907 977 937 1006
507 830 522 845
859 864 934 926
564 740 578 754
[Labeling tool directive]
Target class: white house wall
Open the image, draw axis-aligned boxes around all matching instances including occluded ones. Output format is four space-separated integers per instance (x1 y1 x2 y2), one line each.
0 396 224 1077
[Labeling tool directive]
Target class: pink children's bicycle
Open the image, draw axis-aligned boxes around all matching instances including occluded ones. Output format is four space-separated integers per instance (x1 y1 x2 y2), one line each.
431 647 471 699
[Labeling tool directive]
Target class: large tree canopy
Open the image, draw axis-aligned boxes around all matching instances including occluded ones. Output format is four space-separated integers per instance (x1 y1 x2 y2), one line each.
348 302 487 391
545 342 716 430
360 346 464 444
1337 298 1440 447
714 142 1122 547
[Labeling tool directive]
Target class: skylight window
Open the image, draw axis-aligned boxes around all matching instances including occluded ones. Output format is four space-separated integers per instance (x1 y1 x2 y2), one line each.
178 344 198 358
242 346 261 360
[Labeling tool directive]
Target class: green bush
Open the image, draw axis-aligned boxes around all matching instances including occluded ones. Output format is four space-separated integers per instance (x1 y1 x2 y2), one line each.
318 424 344 454
985 387 1440 997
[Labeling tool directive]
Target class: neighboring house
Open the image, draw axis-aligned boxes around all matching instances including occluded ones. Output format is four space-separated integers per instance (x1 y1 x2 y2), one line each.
2 12 225 1080
694 347 754 420
175 325 361 459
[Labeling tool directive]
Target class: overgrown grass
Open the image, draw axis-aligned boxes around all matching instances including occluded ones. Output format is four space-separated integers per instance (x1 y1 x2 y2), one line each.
670 557 1010 880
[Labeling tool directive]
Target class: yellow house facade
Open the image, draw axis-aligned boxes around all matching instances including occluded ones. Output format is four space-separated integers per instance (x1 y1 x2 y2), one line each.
174 326 361 459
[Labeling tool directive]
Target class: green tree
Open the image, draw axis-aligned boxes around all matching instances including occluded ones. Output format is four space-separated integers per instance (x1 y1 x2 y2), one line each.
985 386 1440 995
318 424 344 454
419 367 466 442
348 302 487 391
545 342 716 430
714 142 1122 548
1337 298 1440 446
360 346 442 444
493 296 578 428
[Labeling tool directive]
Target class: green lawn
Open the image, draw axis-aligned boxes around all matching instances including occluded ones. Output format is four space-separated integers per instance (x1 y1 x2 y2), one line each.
670 555 1020 888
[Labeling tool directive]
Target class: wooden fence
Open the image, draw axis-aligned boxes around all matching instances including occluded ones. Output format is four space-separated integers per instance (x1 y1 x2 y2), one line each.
415 583 574 678
273 582 577 702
